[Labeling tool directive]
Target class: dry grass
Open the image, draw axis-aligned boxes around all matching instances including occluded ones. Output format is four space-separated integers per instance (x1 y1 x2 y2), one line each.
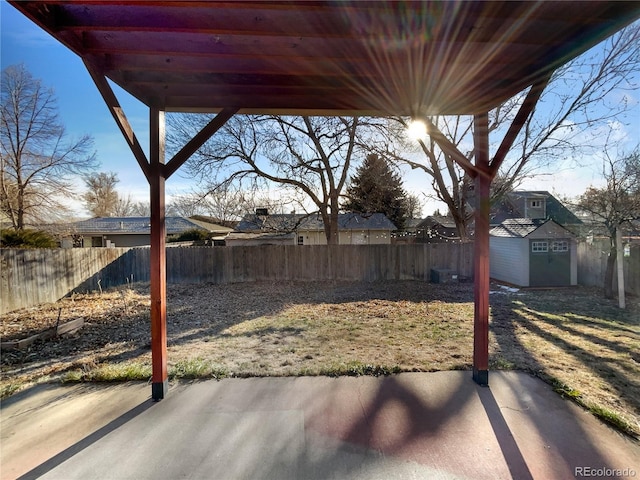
1 280 638 437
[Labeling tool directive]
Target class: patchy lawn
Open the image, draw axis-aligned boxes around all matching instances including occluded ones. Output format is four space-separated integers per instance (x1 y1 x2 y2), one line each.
1 281 638 437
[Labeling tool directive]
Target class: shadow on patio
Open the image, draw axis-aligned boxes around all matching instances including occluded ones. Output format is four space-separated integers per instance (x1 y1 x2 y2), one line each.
5 371 636 480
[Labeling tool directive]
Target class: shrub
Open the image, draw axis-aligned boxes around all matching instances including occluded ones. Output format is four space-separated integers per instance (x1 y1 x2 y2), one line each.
167 228 209 243
0 229 58 248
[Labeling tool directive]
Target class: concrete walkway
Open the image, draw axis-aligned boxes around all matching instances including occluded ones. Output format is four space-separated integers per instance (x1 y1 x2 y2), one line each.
1 371 638 480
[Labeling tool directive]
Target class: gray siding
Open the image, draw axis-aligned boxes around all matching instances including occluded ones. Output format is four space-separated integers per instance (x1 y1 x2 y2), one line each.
106 234 151 247
490 237 529 286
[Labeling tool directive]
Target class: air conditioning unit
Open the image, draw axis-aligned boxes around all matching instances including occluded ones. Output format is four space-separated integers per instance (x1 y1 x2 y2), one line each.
430 268 458 284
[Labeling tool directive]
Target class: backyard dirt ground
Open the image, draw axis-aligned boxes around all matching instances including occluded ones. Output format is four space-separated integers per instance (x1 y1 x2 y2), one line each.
1 280 639 437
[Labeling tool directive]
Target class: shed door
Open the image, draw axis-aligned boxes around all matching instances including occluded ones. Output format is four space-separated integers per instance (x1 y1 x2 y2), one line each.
529 239 571 286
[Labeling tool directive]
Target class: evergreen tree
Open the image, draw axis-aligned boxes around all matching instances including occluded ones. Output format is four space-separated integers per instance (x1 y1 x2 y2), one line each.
342 154 409 230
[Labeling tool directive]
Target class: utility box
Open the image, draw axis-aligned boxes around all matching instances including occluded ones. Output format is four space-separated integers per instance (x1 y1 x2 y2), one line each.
430 268 459 284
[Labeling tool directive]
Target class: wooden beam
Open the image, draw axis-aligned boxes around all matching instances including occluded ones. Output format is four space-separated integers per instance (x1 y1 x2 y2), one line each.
423 118 492 181
149 107 168 401
489 72 552 176
473 112 491 386
82 59 151 181
164 107 238 179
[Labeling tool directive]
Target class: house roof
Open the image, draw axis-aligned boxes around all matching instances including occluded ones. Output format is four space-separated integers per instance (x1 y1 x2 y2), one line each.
189 215 238 230
225 232 295 243
404 218 424 230
417 215 457 229
236 212 396 233
185 218 233 234
490 218 575 238
491 191 582 226
235 214 307 233
71 217 208 235
9 1 639 116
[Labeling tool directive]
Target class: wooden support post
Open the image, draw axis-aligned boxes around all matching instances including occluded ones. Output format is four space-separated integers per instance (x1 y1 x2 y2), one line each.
149 107 168 400
473 112 490 386
81 64 236 401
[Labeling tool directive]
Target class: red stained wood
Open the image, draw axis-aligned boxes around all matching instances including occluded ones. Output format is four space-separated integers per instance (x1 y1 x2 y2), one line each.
149 108 168 391
473 113 491 380
164 107 238 179
11 1 638 115
83 60 150 181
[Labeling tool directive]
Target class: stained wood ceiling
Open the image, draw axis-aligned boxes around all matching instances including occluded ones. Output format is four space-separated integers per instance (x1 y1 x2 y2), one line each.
10 1 640 116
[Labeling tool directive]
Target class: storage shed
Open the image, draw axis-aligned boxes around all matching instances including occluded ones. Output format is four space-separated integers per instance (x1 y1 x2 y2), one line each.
490 218 577 287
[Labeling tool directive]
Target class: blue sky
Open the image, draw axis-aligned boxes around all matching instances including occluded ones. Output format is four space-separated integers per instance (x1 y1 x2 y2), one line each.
2 2 639 218
1 2 162 212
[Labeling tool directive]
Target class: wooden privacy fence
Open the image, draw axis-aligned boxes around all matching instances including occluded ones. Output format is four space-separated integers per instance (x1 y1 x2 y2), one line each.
577 239 640 296
0 248 142 315
1 243 473 314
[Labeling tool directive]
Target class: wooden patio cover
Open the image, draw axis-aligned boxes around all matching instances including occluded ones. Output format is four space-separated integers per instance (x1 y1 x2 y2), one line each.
10 1 640 400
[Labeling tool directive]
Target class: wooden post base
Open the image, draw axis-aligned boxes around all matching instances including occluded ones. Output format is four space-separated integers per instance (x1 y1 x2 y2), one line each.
473 369 489 386
152 380 169 401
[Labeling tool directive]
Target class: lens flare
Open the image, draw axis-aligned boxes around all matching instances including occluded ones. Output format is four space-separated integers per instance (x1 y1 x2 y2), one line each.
407 119 427 140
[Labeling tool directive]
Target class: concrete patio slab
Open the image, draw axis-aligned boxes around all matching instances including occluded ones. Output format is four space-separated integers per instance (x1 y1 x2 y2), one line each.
1 372 638 480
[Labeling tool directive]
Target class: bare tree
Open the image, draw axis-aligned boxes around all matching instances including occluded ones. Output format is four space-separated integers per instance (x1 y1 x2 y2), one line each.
113 194 137 217
576 148 640 299
82 171 119 217
168 115 367 244
168 193 208 218
405 193 424 219
82 171 141 217
170 184 284 223
0 64 97 229
375 23 640 239
129 201 151 217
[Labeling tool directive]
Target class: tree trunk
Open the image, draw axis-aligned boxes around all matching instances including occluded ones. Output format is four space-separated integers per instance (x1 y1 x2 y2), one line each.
17 187 25 230
320 209 340 245
327 211 340 245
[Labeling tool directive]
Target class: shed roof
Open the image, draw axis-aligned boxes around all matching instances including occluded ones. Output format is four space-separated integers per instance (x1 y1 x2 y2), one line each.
10 1 640 116
490 218 550 238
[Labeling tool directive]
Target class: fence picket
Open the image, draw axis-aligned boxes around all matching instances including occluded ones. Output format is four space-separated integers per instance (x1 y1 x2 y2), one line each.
1 244 476 313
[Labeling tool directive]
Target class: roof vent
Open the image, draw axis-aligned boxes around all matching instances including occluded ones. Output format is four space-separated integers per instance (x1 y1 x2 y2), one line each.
256 208 269 216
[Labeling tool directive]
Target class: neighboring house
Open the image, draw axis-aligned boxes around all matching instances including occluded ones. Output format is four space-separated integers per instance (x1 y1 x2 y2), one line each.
407 191 580 245
490 191 582 230
490 218 577 287
415 215 459 243
392 218 422 244
226 211 397 246
572 212 640 245
185 217 234 246
67 217 232 247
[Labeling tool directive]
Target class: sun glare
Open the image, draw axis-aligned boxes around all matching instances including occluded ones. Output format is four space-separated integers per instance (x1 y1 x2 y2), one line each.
407 119 427 140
